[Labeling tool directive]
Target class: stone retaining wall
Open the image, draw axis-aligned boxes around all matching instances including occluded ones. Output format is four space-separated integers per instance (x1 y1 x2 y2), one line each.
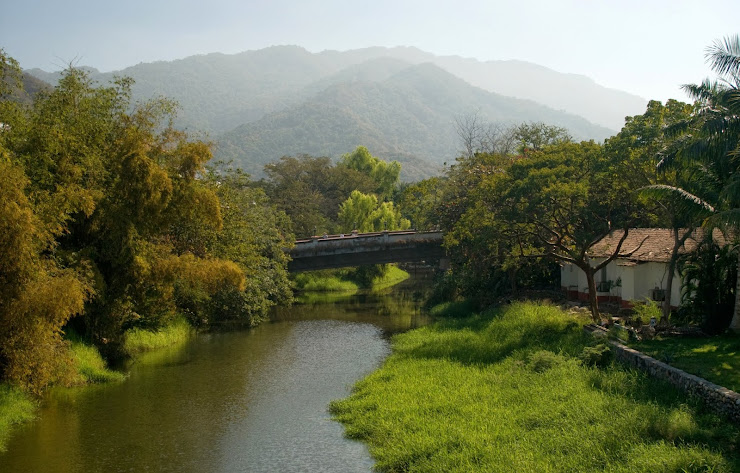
585 325 740 423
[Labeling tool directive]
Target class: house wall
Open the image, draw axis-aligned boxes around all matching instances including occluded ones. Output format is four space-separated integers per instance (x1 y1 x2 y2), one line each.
632 262 681 307
561 259 682 307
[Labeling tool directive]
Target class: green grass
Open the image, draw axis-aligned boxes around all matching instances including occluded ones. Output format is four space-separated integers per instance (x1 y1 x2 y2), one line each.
293 266 410 293
293 272 360 292
632 334 740 392
330 301 740 472
123 316 194 355
370 265 410 291
69 341 126 384
0 383 36 452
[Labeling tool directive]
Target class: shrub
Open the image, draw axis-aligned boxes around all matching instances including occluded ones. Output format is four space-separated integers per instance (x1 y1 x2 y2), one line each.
527 350 563 372
579 343 613 367
631 299 661 325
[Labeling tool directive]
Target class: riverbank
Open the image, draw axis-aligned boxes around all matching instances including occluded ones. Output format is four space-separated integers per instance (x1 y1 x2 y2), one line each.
0 317 194 452
330 301 740 472
293 265 410 293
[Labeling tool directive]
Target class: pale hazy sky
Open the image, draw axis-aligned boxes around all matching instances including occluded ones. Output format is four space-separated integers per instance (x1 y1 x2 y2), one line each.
2 0 738 103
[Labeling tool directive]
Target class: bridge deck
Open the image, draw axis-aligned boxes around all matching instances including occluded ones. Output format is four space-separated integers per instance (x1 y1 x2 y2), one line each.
289 230 445 272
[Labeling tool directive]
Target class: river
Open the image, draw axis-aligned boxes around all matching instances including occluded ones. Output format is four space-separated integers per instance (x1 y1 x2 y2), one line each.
0 274 433 473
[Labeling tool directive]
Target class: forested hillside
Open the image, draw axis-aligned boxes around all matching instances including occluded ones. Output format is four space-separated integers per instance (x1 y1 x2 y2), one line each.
217 63 614 180
26 45 640 180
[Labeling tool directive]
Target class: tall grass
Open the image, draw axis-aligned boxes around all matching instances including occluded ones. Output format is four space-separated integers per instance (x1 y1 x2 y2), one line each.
370 265 410 291
293 271 359 292
69 341 125 384
0 383 36 452
293 266 410 293
123 316 194 355
331 301 740 472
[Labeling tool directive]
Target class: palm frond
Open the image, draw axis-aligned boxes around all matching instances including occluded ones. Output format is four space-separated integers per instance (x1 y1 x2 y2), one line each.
640 184 715 214
681 79 719 103
706 208 740 230
706 35 740 79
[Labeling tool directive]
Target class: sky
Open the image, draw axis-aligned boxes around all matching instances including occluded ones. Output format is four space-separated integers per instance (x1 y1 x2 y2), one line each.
2 0 738 103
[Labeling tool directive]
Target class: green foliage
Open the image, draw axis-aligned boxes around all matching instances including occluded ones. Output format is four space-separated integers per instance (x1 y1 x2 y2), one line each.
337 190 410 232
331 302 739 472
526 349 565 373
294 266 409 293
293 271 360 293
427 300 477 319
123 317 193 355
677 235 737 333
338 146 401 200
513 121 572 152
396 177 444 230
435 150 560 306
579 343 614 367
368 265 410 291
262 154 377 236
631 299 662 325
68 341 125 384
0 56 294 393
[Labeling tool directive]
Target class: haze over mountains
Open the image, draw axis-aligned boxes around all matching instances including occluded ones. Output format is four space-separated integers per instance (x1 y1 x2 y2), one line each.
27 45 647 180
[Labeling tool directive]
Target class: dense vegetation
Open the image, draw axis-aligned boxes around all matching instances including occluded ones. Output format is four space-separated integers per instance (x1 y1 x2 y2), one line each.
0 52 294 395
331 301 740 472
417 35 740 332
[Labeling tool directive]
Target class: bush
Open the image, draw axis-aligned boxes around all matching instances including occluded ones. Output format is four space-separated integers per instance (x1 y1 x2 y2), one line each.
527 350 563 372
631 299 661 325
579 343 613 367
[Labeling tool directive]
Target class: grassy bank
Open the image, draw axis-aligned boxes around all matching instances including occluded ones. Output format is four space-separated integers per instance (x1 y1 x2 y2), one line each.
0 317 194 451
293 265 410 293
0 384 36 452
330 301 740 472
123 316 194 355
632 335 740 393
294 270 360 292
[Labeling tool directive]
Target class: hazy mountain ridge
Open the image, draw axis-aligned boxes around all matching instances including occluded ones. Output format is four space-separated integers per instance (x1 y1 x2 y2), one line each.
25 45 642 180
217 62 614 180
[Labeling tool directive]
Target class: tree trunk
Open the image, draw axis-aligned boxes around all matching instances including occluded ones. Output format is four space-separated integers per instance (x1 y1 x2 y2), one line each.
584 268 601 324
730 251 740 333
510 267 518 298
663 229 681 321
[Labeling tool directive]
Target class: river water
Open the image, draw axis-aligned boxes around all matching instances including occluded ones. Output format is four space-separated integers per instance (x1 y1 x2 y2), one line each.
0 276 433 473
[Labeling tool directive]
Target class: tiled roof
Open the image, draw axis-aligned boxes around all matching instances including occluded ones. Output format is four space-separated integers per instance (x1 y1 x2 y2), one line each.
589 228 730 262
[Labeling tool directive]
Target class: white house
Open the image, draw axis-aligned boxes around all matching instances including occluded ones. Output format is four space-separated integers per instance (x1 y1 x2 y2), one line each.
560 228 726 308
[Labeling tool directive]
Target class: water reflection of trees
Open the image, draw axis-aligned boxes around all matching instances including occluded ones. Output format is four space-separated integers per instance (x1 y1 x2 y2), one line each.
278 274 435 334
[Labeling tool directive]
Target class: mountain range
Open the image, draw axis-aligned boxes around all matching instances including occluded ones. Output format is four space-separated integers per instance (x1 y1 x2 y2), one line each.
26 45 647 180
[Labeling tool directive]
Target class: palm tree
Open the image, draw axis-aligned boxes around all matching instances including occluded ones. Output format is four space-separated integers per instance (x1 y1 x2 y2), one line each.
655 35 740 332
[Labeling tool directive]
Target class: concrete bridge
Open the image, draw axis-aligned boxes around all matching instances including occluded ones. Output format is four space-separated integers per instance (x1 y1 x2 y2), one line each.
288 230 446 272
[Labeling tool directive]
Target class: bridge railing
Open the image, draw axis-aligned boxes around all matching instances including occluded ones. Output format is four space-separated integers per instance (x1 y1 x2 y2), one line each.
294 230 434 244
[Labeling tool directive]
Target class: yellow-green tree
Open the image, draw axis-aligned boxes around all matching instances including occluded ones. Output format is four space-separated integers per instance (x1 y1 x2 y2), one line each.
338 190 410 232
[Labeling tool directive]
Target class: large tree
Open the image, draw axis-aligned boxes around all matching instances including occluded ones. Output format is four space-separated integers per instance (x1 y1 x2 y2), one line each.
606 99 696 320
502 141 647 321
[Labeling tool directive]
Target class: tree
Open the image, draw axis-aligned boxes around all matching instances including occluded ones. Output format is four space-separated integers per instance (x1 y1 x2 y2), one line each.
502 141 646 322
607 99 696 320
513 122 572 153
263 155 376 236
454 111 517 158
338 146 401 200
396 177 444 231
337 190 410 232
653 35 740 331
